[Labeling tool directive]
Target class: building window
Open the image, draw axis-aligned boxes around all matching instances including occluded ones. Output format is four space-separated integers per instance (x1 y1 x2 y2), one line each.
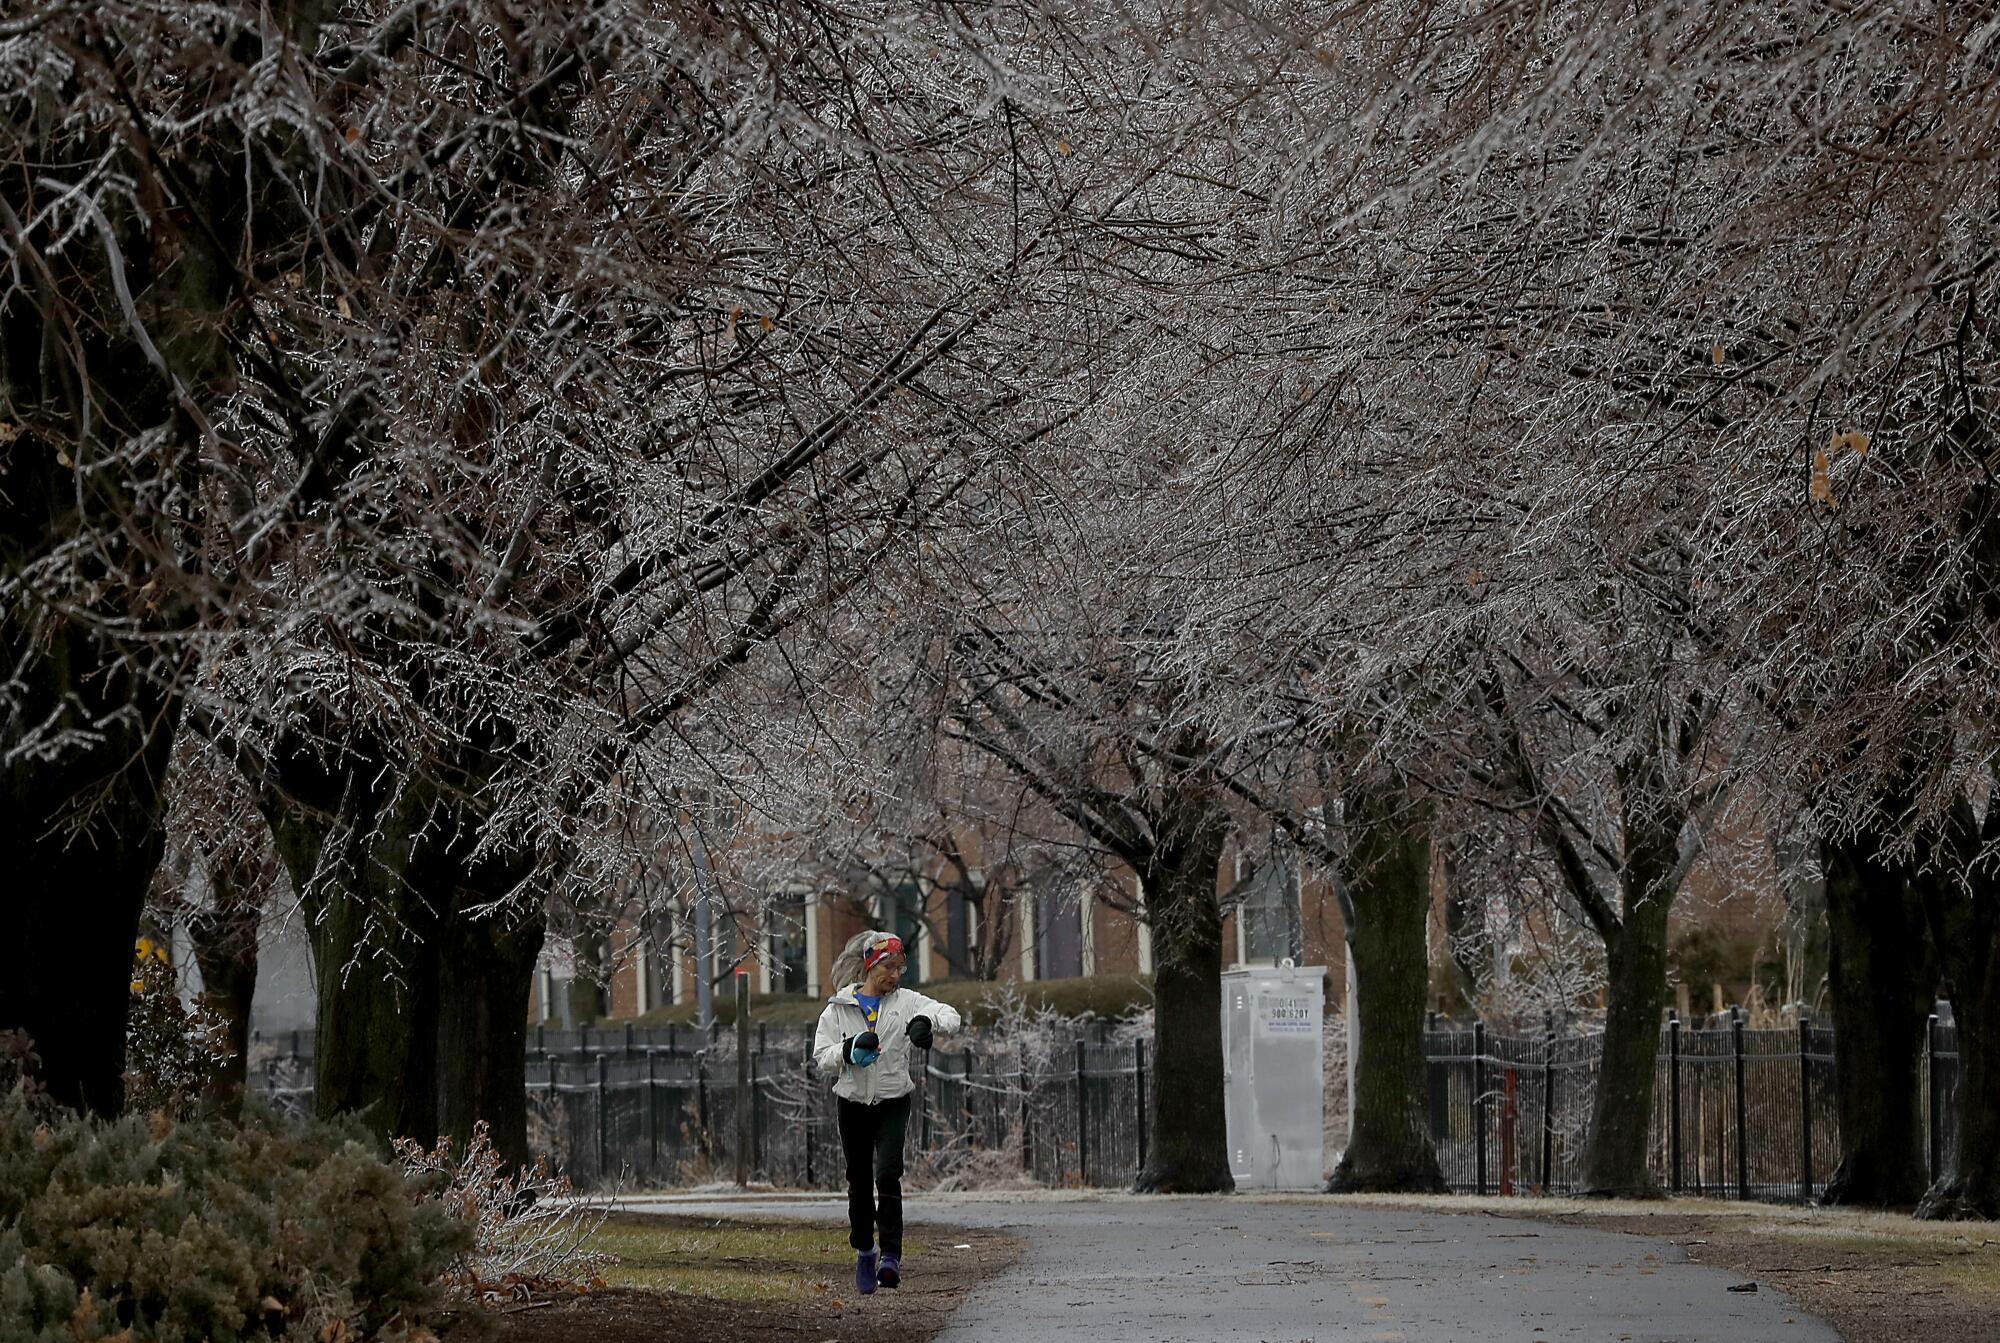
1034 870 1084 980
881 881 925 986
650 934 676 1005
768 894 809 994
945 884 972 977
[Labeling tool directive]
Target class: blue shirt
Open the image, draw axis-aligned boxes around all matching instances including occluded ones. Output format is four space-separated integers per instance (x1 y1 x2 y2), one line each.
855 993 882 1031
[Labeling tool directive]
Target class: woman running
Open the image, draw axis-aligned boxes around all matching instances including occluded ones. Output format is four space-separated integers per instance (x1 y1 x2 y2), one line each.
812 930 961 1294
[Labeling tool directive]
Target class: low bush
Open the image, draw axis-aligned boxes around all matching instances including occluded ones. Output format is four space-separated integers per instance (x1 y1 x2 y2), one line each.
393 1121 608 1300
627 975 1155 1031
0 1090 469 1343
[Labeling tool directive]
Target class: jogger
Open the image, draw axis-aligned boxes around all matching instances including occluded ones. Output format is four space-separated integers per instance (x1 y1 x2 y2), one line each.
812 929 962 1295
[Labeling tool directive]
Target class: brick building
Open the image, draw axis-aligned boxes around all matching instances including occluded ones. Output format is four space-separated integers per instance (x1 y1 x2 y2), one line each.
526 839 1359 1024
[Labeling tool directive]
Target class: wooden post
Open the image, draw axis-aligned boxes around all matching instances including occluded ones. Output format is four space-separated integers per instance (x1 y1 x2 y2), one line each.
1540 1013 1556 1194
734 968 751 1187
1927 1011 1942 1185
696 1051 710 1155
645 1046 658 1170
802 1045 816 1188
1798 1014 1814 1203
594 1053 608 1180
1075 1038 1088 1186
1134 1039 1148 1178
1668 1011 1683 1194
1019 1048 1033 1179
1732 1006 1749 1200
1474 1020 1488 1196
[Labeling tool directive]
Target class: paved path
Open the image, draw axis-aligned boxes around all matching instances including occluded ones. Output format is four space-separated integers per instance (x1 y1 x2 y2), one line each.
615 1192 1837 1343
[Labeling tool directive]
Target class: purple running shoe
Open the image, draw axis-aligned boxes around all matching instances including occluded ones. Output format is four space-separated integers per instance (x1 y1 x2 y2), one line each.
855 1249 879 1295
878 1255 901 1289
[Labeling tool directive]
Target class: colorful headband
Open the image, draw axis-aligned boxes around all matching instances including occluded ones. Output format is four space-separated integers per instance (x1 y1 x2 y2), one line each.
863 934 905 970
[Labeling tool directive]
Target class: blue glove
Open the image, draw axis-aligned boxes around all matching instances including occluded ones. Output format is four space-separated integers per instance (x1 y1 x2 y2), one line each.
844 1031 881 1066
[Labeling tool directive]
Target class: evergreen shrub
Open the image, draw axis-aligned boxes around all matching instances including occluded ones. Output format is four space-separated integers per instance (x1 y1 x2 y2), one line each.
0 1091 469 1343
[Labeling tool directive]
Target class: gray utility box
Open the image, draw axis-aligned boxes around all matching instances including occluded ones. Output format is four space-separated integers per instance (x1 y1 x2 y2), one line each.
1221 963 1326 1190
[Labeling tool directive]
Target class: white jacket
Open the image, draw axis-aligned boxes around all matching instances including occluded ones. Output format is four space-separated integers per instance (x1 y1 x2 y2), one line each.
812 983 962 1104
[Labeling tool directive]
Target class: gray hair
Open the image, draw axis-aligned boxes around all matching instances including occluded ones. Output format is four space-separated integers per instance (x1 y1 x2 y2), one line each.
829 929 890 992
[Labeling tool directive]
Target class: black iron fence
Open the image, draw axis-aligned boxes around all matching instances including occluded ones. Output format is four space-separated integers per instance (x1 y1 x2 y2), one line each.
507 1035 1152 1190
1423 1008 1962 1201
248 1008 1966 1201
247 1021 1150 1191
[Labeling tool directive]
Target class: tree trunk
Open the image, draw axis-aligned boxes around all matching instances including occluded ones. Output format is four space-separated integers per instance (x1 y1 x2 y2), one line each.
2 10 256 1117
186 865 264 1120
436 895 546 1171
0 619 177 1117
1821 829 1933 1207
1576 892 1672 1195
1329 782 1445 1193
267 762 448 1150
1576 767 1679 1198
1915 797 2000 1219
1133 790 1233 1193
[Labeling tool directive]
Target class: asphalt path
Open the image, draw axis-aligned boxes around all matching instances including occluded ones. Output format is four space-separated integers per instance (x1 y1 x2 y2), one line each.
615 1191 1840 1343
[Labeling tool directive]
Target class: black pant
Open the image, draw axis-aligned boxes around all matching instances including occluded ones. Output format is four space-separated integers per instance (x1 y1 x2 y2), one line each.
836 1093 911 1256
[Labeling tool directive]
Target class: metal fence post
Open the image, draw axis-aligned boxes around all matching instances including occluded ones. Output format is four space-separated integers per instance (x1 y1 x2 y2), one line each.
1927 1011 1941 1185
1732 1007 1749 1200
1134 1040 1148 1178
1668 1010 1682 1194
1540 1012 1556 1194
1075 1038 1089 1186
595 1053 609 1180
1474 1020 1488 1197
1797 1013 1814 1203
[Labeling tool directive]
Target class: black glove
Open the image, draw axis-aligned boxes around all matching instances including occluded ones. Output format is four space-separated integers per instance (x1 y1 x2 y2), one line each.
844 1030 881 1064
906 1015 933 1050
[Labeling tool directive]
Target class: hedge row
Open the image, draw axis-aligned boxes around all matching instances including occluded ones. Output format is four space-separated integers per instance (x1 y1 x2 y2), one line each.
628 973 1155 1029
